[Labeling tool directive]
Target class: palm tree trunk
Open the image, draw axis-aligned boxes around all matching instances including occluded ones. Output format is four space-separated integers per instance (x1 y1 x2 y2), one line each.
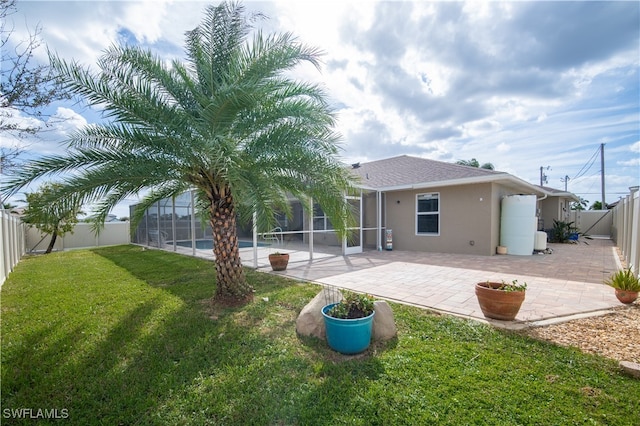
209 188 253 303
45 230 58 254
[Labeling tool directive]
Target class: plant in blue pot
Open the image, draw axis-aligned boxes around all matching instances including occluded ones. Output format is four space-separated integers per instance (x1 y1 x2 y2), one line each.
322 291 375 354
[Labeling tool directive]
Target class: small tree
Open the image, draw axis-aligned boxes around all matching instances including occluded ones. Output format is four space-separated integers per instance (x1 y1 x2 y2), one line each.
22 182 83 253
0 0 70 176
455 158 495 170
589 201 603 210
570 197 588 211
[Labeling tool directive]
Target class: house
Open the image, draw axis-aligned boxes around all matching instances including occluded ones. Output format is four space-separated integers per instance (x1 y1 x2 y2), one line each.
345 155 579 256
130 155 579 258
537 186 579 230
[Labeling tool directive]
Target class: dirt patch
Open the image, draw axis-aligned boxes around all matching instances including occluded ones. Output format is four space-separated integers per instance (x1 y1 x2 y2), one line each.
526 303 640 363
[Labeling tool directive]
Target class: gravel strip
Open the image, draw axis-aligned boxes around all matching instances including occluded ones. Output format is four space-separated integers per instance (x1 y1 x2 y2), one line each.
526 303 640 363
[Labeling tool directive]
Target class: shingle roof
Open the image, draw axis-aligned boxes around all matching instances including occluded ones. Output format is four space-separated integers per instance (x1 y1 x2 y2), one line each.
349 155 507 189
540 186 580 201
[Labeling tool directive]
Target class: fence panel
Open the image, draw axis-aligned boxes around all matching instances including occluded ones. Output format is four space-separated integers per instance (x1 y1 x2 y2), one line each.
611 188 639 275
25 222 130 252
1 210 26 286
570 210 613 237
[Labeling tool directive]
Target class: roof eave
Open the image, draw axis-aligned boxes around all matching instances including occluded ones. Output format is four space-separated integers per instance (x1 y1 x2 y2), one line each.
362 173 548 196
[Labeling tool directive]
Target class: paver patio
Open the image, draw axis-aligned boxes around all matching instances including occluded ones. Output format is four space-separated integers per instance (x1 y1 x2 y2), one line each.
252 238 624 328
172 237 625 328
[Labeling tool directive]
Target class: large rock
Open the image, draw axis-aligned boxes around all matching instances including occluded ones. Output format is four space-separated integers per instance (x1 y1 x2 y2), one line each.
372 300 397 341
619 361 640 379
296 290 397 343
296 287 343 339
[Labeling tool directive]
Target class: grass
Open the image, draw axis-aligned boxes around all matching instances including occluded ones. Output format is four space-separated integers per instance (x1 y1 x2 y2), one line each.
1 245 638 425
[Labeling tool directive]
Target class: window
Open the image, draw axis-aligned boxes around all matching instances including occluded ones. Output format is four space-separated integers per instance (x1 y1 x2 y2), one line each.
416 193 439 235
313 203 333 231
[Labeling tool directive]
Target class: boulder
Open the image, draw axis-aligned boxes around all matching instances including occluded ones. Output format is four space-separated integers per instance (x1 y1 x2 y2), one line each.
619 361 640 379
296 287 343 339
372 300 397 341
296 290 398 343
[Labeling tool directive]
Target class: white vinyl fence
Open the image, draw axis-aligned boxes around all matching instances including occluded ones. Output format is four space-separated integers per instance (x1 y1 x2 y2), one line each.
26 222 130 253
611 187 639 276
1 218 130 286
1 210 27 286
569 210 613 237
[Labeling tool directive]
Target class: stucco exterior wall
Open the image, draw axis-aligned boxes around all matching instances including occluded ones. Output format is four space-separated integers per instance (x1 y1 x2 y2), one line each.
539 197 558 231
382 183 551 256
384 183 495 255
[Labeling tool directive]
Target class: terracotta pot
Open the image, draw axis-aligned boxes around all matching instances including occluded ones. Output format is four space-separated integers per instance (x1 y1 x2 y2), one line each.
268 253 289 271
475 282 526 321
614 289 638 304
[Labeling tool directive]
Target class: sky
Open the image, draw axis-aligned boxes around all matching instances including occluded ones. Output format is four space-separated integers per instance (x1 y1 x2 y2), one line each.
2 0 639 218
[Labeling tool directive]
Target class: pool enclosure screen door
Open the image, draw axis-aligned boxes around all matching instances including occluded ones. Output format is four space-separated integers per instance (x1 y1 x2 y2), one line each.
343 195 362 255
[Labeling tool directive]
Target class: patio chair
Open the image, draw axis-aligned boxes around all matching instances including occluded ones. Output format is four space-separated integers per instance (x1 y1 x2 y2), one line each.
262 227 282 245
149 230 168 247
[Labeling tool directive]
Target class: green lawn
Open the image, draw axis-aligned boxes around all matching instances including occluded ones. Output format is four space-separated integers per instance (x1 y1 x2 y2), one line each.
1 245 638 425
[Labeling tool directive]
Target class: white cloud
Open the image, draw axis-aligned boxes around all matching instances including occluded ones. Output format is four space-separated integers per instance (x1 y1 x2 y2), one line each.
496 143 511 153
10 107 89 157
619 158 640 167
6 0 638 207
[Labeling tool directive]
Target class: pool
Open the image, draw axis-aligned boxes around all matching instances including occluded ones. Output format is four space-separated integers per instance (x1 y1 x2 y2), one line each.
173 240 270 250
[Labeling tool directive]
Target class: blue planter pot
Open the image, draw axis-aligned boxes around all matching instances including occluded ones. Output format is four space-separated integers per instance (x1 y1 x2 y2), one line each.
322 303 375 354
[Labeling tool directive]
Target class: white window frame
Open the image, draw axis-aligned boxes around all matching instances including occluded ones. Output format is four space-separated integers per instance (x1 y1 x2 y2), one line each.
312 203 333 231
416 192 440 236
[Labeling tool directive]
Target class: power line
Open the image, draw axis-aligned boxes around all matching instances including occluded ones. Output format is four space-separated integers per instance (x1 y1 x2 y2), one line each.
572 145 600 181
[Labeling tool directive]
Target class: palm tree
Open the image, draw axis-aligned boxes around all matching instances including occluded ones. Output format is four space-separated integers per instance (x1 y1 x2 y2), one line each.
571 197 589 211
3 2 356 303
455 158 495 170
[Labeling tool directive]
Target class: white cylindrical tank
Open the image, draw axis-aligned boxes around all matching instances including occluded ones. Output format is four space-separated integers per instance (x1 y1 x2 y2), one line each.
534 231 547 251
500 195 537 256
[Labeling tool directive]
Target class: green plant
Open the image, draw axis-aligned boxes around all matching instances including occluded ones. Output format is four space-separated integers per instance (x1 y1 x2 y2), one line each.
489 279 527 292
548 219 593 244
327 290 375 319
548 220 579 243
21 182 84 253
604 268 640 291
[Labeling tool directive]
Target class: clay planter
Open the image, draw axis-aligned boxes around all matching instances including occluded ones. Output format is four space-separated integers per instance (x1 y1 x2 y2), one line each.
268 253 289 271
614 289 638 304
475 282 526 321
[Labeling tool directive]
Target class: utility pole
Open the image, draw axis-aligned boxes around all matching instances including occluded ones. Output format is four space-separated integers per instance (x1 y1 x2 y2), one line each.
561 175 570 191
539 166 550 186
600 143 605 207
